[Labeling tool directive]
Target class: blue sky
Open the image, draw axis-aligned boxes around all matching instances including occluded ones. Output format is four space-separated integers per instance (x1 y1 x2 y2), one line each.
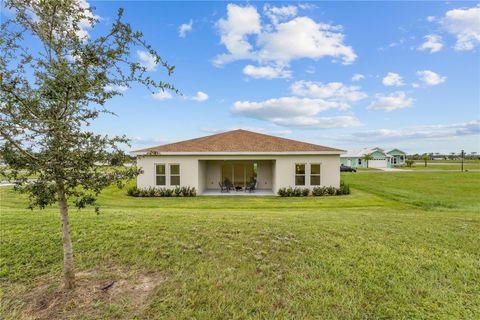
3 1 479 154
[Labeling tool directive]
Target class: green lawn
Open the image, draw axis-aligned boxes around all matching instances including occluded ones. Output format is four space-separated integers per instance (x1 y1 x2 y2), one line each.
406 163 480 171
1 173 479 319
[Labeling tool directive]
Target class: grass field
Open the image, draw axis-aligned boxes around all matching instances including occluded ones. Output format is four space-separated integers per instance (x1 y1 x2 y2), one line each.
407 163 480 171
1 172 479 319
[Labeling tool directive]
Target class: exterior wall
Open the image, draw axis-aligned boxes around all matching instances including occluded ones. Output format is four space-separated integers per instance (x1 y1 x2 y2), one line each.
136 156 199 189
137 154 341 194
341 157 360 167
388 152 406 166
274 155 340 193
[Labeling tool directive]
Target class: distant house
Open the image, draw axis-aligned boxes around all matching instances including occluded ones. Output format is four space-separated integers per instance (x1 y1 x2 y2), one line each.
387 149 407 166
132 130 344 195
340 147 406 169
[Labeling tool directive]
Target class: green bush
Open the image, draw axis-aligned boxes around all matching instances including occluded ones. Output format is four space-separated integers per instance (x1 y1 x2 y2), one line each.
338 181 351 195
174 186 182 197
277 187 310 197
311 186 327 196
127 186 141 197
127 186 197 197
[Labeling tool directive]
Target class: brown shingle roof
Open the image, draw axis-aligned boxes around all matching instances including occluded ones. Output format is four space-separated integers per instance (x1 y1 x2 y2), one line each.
135 129 343 154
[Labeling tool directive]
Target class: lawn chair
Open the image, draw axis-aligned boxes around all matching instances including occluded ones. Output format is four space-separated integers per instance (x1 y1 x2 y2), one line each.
245 179 257 193
224 178 234 191
219 182 229 193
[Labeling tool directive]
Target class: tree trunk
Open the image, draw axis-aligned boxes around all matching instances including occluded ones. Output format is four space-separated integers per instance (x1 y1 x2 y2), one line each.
57 184 75 289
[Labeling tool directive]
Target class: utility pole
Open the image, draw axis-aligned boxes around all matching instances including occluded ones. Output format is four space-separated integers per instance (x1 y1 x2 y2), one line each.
461 150 465 172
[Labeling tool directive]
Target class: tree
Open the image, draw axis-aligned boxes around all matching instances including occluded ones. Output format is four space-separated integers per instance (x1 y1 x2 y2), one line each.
421 154 429 167
0 0 176 289
405 159 414 167
362 154 374 168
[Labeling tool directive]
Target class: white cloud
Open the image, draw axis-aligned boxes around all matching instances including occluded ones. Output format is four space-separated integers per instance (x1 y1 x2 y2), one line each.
382 72 404 86
264 4 298 24
231 96 360 128
192 91 209 102
417 70 447 86
271 115 361 129
137 50 158 72
256 17 356 65
243 64 291 79
368 91 413 111
105 84 128 93
214 4 356 69
214 4 261 65
351 73 365 81
179 20 193 38
152 90 172 100
426 16 436 22
418 34 443 53
442 6 480 51
290 80 367 108
353 120 479 141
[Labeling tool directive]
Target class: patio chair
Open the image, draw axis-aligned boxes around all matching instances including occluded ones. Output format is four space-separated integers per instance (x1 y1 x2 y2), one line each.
224 178 234 191
219 182 229 193
245 180 257 193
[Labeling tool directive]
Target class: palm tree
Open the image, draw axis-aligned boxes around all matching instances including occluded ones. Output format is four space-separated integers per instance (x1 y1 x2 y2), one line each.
362 154 374 168
422 154 429 167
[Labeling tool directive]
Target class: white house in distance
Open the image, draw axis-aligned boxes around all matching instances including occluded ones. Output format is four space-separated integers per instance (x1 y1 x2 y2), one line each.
133 129 344 195
340 147 407 169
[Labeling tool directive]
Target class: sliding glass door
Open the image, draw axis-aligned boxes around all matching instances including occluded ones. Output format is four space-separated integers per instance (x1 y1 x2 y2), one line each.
221 162 257 188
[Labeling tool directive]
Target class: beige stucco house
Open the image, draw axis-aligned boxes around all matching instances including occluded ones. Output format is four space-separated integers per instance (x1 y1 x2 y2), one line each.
133 130 344 195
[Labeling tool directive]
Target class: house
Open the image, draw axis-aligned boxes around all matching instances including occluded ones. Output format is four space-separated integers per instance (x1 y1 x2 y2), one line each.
341 147 392 169
133 129 344 195
387 149 407 166
340 147 407 168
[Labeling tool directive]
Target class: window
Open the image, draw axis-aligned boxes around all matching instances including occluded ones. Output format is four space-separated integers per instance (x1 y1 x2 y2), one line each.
310 164 321 186
295 164 305 186
156 164 166 186
358 158 362 165
170 164 180 186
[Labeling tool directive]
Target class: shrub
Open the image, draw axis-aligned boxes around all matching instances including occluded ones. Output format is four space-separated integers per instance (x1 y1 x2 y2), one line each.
405 159 414 167
277 187 310 197
311 186 326 196
127 186 197 197
293 187 302 197
278 188 287 197
326 186 336 196
174 186 182 197
127 186 141 197
338 181 351 195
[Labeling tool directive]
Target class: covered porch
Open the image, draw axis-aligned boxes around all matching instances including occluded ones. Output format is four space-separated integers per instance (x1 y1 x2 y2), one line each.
198 159 275 195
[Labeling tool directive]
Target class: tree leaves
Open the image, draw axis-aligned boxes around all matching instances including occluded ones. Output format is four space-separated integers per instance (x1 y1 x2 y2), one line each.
0 0 176 210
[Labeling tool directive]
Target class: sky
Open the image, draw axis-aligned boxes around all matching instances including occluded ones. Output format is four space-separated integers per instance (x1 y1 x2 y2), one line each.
2 1 479 154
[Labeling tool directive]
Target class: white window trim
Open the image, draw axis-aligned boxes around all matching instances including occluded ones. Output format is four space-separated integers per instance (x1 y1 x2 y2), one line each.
295 163 306 186
154 163 166 186
169 163 180 186
310 163 321 186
